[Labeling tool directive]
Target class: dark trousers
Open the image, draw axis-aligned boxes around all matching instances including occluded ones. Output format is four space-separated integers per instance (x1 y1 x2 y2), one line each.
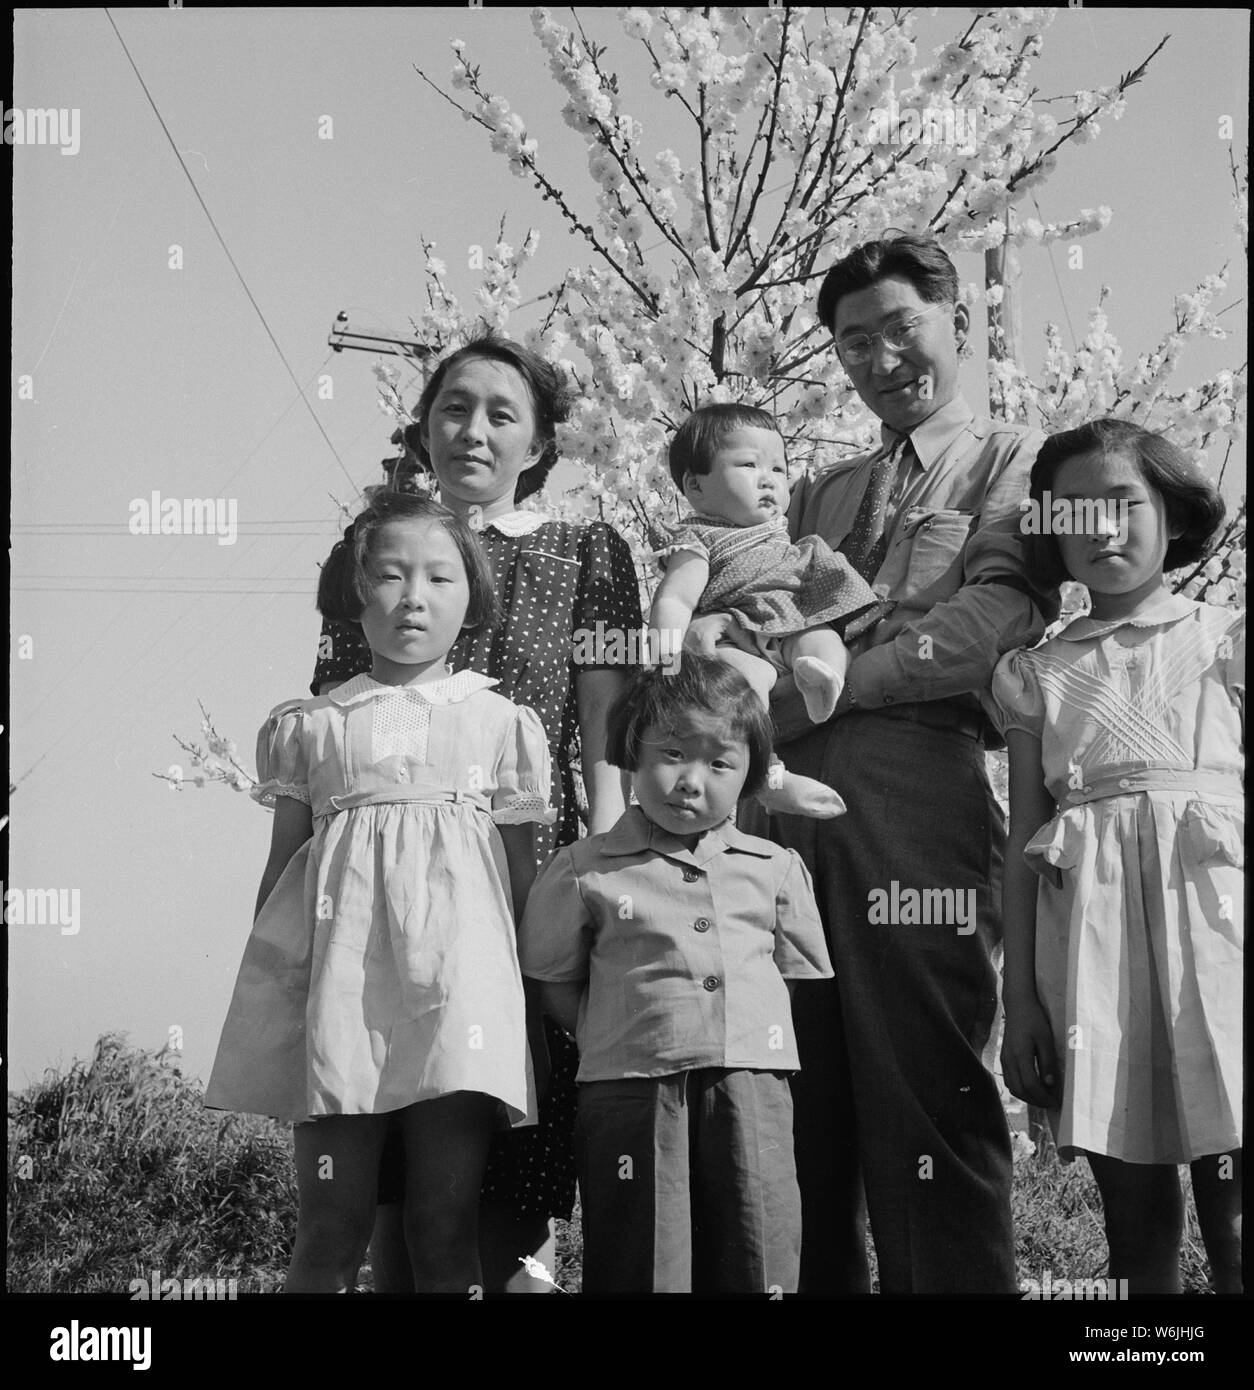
742 710 1016 1293
577 1069 801 1294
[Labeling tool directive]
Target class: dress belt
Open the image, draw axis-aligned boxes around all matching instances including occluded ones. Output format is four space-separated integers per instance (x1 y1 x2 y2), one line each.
1057 769 1243 808
316 787 491 820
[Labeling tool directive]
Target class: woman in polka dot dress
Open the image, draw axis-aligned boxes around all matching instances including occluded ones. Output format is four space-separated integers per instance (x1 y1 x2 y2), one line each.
314 336 641 1291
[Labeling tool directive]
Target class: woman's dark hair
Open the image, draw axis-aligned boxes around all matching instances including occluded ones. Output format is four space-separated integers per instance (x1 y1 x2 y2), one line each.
403 334 577 504
816 230 959 335
605 654 775 799
668 402 782 493
1024 418 1226 586
316 488 498 635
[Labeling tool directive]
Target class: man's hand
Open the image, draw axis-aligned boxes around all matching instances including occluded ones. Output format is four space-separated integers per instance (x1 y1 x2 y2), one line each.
1000 994 1060 1109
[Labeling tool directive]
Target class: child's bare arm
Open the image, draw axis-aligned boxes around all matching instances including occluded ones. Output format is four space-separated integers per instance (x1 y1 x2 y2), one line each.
1000 728 1060 1107
577 668 631 835
650 551 711 662
497 823 539 925
255 796 313 919
1002 730 1054 999
536 980 585 1035
498 823 551 1095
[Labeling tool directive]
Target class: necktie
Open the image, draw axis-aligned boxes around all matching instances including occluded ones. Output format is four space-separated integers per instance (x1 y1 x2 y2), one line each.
840 435 909 583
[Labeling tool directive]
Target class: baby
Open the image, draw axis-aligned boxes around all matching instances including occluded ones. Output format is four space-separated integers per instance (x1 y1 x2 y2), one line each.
650 403 882 817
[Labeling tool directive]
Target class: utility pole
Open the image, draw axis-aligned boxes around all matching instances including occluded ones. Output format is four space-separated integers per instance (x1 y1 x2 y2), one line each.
327 312 436 490
984 237 1023 422
327 311 435 365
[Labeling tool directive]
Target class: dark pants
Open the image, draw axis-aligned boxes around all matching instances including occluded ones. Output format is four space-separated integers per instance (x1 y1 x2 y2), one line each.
577 1069 801 1294
742 709 1016 1293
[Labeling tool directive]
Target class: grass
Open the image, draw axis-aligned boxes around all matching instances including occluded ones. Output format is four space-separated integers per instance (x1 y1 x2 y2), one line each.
7 1033 1211 1295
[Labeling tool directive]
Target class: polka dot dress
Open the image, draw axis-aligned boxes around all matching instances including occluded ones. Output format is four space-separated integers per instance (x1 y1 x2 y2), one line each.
313 515 642 1219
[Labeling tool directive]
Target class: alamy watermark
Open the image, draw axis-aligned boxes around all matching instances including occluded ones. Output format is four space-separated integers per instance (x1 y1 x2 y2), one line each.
572 622 683 673
129 492 238 546
49 1324 150 1371
1021 1270 1129 1300
867 880 975 934
1019 492 1129 544
129 1269 239 1300
3 103 80 155
866 94 982 155
2 882 80 936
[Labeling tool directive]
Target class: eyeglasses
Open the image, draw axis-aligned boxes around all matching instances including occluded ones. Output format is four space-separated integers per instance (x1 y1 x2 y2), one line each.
834 304 950 367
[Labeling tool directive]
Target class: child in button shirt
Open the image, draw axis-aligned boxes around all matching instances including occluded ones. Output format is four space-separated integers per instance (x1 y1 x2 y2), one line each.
517 655 833 1294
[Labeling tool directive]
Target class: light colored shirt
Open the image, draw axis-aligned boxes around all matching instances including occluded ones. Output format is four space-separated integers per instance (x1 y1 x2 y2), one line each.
788 395 1054 712
517 805 833 1081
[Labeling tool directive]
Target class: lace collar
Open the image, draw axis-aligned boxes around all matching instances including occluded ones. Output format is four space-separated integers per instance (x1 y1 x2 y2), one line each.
1055 591 1197 642
326 670 499 706
485 510 551 537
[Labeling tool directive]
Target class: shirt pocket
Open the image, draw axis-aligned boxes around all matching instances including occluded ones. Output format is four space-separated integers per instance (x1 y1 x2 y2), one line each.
895 507 976 606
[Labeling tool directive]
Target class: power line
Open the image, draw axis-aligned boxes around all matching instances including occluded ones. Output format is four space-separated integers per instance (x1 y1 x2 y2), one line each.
138 409 388 720
13 586 313 596
12 358 342 723
13 520 346 529
1031 194 1078 351
13 527 335 536
104 8 362 498
11 407 385 797
14 574 318 582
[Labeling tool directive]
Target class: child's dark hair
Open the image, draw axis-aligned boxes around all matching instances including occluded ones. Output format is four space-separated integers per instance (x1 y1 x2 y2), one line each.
1024 418 1226 587
402 334 577 504
605 654 775 798
316 488 498 634
668 402 782 493
816 230 959 335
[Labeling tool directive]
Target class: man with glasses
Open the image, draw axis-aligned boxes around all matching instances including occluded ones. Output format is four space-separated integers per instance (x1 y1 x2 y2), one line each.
735 232 1056 1293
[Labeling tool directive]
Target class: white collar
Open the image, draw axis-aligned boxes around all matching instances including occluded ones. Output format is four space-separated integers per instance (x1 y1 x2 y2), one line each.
326 670 498 707
485 510 550 537
1055 591 1197 642
879 395 975 470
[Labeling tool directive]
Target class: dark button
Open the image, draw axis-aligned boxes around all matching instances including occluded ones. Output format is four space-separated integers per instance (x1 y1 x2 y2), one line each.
694 917 711 933
682 868 700 882
703 976 720 991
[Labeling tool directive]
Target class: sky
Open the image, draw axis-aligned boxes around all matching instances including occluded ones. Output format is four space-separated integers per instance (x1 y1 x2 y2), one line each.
7 6 1248 1090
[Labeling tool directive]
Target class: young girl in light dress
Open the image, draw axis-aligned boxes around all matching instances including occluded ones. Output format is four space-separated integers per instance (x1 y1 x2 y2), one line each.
205 491 554 1293
987 419 1242 1295
651 404 882 817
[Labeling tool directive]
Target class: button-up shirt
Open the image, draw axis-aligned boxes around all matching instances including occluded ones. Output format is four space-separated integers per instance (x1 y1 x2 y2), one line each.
517 806 833 1080
788 395 1055 715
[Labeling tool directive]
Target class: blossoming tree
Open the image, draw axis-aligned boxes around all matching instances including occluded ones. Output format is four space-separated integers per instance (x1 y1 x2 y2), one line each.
387 6 1243 608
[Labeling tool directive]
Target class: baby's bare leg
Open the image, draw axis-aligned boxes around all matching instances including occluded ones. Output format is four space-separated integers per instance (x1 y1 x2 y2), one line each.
712 646 778 705
781 626 849 724
709 648 844 820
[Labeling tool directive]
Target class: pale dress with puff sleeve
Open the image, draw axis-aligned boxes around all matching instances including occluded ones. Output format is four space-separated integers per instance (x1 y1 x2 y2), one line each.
985 596 1243 1164
205 670 554 1127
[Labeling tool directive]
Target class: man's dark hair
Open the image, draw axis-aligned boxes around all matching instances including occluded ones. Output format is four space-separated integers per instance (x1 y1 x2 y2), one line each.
817 231 960 335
